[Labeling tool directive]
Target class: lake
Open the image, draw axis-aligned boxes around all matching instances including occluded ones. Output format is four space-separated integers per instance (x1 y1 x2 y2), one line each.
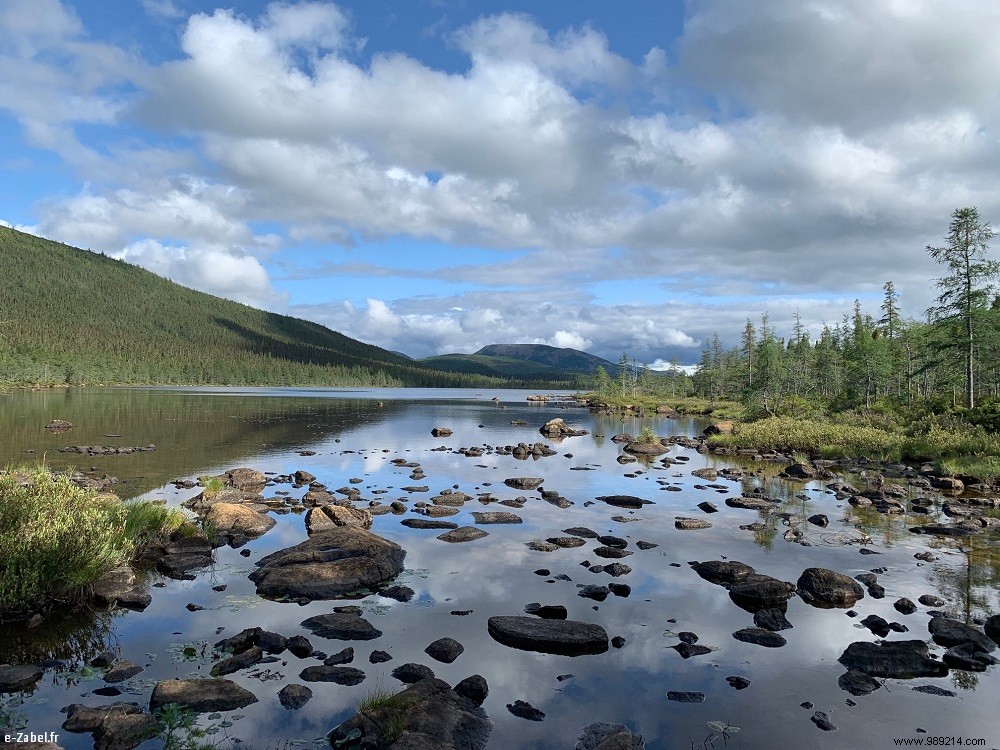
1 387 998 750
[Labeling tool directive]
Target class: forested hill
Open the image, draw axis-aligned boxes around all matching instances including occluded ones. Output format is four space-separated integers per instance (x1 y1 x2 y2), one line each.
0 227 531 388
474 344 620 375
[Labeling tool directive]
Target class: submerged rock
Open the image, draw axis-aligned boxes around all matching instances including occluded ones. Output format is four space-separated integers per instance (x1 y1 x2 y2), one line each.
327 677 492 750
437 527 489 543
149 678 258 712
487 616 609 656
249 527 405 601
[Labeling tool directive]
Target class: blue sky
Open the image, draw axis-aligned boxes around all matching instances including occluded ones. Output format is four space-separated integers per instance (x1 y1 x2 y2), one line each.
3 0 999 365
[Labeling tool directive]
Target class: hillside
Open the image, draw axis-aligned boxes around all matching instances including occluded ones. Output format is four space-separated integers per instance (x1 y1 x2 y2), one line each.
0 227 533 388
475 343 620 376
420 352 587 384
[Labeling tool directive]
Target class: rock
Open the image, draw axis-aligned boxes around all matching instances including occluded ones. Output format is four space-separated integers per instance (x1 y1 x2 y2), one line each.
697 501 718 513
753 608 793 631
612 636 627 649
624 441 667 456
379 585 415 603
540 418 587 437
673 643 712 658
594 545 633 558
437 526 489 543
861 615 891 637
838 640 949 678
578 585 610 602
287 635 314 658
838 670 882 696
224 468 267 489
44 419 73 430
693 560 755 586
324 647 355 665
608 583 631 597
912 685 957 697
728 574 797 610
425 637 464 664
278 683 313 709
249 527 405 601
808 514 829 527
504 477 544 490
547 536 587 548
919 595 947 608
942 642 999 671
149 678 258 712
691 468 718 480
327 677 492 750
666 691 704 703
89 566 148 610
471 511 522 524
986 614 1000 644
369 650 393 663
507 699 545 721
732 628 786 648
725 496 776 511
104 660 144 684
300 665 367 685
305 505 372 534
487 616 609 656
603 563 632 577
894 598 917 615
725 676 751 690
293 470 316 484
635 541 658 551
810 711 837 731
455 674 489 706
797 568 865 608
431 427 453 437
928 616 996 653
780 462 817 479
0 664 44 692
526 541 560 552
61 702 159 749
214 627 286 655
392 663 435 683
563 527 599 538
596 495 652 508
301 612 383 641
524 603 568 619
203 502 276 545
675 517 711 530
91 651 116 668
401 518 459 530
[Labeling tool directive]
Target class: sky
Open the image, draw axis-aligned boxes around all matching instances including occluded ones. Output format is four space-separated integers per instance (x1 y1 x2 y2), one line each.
2 0 999 367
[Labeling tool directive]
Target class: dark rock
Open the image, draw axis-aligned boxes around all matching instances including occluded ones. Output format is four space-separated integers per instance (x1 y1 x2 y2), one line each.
608 583 631 597
402 518 459 530
861 615 891 637
249 527 405 601
487 615 609 656
693 560 755 586
327 677 492 750
594 546 633 558
673 643 712 658
455 674 489 706
278 683 313 709
324 647 355 665
369 650 393 664
919 595 946 608
563 527 599 538
471 511 522 524
61 701 159 749
524 603 568 619
507 699 545 721
928 616 996 653
287 635 314 658
611 636 627 649
575 722 645 750
838 640 949 678
797 568 865 608
732 627 787 648
431 427 453 437
666 691 704 703
942 642 999 671
301 612 383 641
391 663 435 683
578 585 610 602
838 670 882 696
603 563 632 577
675 517 712 530
300 665 366 685
104 660 144 684
504 477 544 490
725 496 776 511
438 526 489 543
912 685 957 697
728 574 797 610
0 664 44 693
726 676 751 690
808 514 829 527
697 501 718 514
425 637 464 664
378 585 415 603
811 711 837 731
986 614 1000 644
596 495 652 508
894 598 918 615
754 608 793 631
211 646 264 677
526 541 560 552
548 536 587 548
149 678 258 712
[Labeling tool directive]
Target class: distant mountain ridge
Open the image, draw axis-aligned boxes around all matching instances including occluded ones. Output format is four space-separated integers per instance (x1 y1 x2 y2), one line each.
475 344 619 376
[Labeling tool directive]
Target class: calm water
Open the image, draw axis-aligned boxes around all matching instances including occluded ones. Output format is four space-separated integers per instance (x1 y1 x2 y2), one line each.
1 387 998 750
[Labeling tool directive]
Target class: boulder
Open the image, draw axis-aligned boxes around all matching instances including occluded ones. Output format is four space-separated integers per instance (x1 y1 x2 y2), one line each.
0 664 43 693
838 640 949 678
300 665 367 685
104 660 144 684
797 568 865 608
471 511 522 524
431 427 453 437
301 612 383 641
149 678 258 712
454 674 489 706
692 560 755 586
576 722 645 750
727 574 797 610
305 505 373 534
61 702 159 750
224 468 267 490
928 617 996 653
249 527 405 601
732 628 786 648
540 418 588 437
504 477 544 490
487 616 609 656
203 502 275 545
392 663 435 683
425 637 464 664
595 495 652 509
327 677 492 750
278 684 313 710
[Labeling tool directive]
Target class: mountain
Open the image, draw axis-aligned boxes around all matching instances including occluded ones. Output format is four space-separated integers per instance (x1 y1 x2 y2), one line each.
0 226 554 388
474 344 620 376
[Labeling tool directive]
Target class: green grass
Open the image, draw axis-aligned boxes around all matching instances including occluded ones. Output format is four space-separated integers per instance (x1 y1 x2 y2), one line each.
0 467 186 616
583 393 743 419
358 685 406 713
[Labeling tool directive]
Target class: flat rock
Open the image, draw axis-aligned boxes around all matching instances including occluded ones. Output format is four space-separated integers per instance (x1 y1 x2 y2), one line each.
675 517 711 530
505 477 544 490
0 664 44 693
753 608 793 631
928 616 996 652
305 505 372 534
211 646 263 676
299 665 367 685
526 541 560 552
912 685 957 697
666 691 704 703
507 699 545 721
594 546 633 558
487 615 609 656
725 496 776 511
149 678 258 712
838 670 882 696
563 527 599 539
693 560 755 586
437 526 489 543
471 511 522 524
797 568 865 608
578 585 610 602
838 640 949 678
547 536 587 548
104 660 144 684
61 701 159 750
203 502 276 545
301 612 383 641
943 642 999 671
596 495 652 509
249 527 405 601
524 603 568 619
732 627 787 648
401 518 458 530
327 677 492 750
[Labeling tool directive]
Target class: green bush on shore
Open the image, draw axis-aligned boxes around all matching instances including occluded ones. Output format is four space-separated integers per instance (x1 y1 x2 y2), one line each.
0 467 185 616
